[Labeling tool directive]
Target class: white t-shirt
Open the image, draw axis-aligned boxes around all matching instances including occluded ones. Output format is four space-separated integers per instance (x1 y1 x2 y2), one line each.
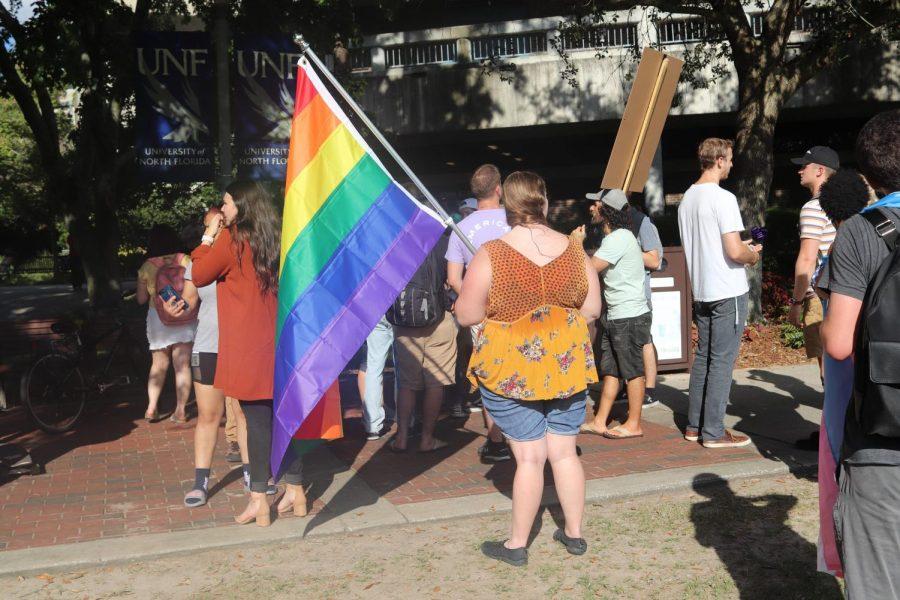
677 183 749 302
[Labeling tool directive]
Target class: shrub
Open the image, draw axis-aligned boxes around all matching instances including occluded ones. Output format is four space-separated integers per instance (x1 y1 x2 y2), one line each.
761 271 792 321
779 322 805 349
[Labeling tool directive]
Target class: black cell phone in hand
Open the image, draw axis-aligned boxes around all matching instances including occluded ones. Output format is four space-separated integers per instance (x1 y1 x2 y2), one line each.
158 285 190 311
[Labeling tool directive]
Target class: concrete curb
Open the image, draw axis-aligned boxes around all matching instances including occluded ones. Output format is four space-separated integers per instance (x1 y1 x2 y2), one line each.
0 456 814 577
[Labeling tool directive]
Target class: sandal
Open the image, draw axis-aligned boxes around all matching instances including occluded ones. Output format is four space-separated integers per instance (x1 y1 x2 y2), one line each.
183 488 208 508
579 423 606 436
388 439 408 453
418 439 448 453
169 414 188 425
602 426 643 440
144 410 159 422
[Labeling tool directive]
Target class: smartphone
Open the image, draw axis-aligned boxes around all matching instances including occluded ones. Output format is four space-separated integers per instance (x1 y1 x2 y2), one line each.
158 285 190 312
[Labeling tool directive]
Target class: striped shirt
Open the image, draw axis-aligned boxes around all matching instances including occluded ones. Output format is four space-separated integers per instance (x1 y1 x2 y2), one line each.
799 198 836 261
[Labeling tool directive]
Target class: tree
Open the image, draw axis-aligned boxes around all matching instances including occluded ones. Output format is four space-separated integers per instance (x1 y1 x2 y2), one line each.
548 0 897 316
0 0 356 305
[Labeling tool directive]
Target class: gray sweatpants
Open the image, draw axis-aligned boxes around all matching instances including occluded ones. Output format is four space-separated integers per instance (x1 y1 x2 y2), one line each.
835 463 900 599
687 293 748 440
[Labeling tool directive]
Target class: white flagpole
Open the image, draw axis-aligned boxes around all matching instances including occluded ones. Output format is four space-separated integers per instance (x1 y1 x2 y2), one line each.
294 35 477 256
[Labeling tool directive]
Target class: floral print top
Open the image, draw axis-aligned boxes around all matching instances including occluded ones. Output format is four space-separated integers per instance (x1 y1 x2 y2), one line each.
468 238 598 401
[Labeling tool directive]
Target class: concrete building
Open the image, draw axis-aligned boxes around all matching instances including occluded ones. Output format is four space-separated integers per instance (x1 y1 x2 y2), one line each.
348 3 898 233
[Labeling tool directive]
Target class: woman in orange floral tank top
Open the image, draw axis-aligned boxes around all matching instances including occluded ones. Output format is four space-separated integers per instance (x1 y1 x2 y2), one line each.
456 171 601 566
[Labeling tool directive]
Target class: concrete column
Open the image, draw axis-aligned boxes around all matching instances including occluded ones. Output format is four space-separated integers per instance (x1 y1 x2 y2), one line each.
645 144 665 216
457 38 471 63
371 47 386 75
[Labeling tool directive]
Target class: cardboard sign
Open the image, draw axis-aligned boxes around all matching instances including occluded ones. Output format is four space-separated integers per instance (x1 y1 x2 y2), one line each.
602 48 683 193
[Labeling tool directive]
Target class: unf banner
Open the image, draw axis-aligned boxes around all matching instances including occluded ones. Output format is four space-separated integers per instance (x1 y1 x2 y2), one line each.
135 31 215 181
234 35 303 179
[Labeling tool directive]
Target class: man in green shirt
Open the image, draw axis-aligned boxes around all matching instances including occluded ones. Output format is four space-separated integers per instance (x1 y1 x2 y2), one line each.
581 189 651 439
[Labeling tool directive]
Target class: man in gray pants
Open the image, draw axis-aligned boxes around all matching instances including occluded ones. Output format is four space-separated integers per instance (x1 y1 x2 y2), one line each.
677 138 761 448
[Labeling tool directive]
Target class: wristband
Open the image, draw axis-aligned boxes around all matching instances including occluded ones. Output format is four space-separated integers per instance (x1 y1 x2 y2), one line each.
789 297 805 306
201 234 215 245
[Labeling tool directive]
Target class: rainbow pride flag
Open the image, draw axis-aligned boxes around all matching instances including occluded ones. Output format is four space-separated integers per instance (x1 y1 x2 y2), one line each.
271 58 447 475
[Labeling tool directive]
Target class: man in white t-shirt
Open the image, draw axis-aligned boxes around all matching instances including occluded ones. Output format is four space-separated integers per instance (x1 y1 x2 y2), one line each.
678 138 761 449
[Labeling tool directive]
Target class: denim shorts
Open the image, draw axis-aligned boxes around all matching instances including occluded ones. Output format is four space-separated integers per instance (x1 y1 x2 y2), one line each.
480 386 587 442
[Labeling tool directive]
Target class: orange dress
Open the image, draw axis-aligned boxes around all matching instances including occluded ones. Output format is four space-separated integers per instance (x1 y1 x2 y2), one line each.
468 238 598 401
190 228 278 401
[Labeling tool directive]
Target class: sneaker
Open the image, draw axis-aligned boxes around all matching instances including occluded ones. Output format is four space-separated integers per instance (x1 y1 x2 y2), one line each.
481 540 527 567
225 441 241 463
702 430 751 449
468 399 483 413
684 427 700 442
449 404 468 418
481 440 512 462
642 395 659 409
366 424 391 441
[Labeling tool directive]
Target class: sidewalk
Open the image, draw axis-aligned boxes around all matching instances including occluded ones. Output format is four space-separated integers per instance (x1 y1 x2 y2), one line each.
0 363 821 575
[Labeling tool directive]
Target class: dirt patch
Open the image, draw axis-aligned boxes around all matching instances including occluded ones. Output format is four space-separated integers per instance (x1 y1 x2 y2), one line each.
737 323 812 370
3 475 841 599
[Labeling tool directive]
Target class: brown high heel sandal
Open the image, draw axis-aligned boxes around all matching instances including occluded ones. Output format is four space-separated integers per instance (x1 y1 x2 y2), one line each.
235 492 271 527
277 483 308 517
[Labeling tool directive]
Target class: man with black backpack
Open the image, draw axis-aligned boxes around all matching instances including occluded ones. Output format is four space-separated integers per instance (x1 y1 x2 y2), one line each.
388 230 457 453
819 109 900 597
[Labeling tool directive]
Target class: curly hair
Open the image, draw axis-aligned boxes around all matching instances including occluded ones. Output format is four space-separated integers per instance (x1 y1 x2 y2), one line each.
225 180 281 295
819 169 870 225
856 109 900 194
599 203 631 232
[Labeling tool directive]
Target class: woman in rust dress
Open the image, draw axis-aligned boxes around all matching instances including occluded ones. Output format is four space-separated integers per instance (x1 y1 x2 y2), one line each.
191 181 305 527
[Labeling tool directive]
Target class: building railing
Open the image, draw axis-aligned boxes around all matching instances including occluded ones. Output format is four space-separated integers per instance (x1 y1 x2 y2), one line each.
384 40 458 68
470 32 548 61
559 24 639 50
351 8 836 73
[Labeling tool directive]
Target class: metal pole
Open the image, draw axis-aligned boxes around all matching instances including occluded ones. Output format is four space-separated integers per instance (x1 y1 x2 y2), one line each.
294 35 477 256
212 0 232 190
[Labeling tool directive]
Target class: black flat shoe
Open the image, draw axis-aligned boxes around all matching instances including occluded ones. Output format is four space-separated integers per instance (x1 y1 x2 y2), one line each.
481 540 527 566
553 528 587 555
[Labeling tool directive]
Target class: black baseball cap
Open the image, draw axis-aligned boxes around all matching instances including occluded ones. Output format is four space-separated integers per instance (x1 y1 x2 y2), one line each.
791 146 840 170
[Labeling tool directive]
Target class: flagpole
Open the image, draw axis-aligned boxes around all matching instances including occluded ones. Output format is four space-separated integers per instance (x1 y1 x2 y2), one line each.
294 35 477 256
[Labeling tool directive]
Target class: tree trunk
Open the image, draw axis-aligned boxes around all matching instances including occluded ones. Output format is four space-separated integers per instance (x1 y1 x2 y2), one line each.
730 73 785 321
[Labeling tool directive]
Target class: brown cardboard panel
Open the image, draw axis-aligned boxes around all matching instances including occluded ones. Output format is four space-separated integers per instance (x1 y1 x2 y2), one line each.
601 48 684 193
601 48 664 191
626 57 683 192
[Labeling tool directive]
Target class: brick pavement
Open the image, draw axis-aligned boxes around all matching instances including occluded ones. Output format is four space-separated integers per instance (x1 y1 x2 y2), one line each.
0 380 761 553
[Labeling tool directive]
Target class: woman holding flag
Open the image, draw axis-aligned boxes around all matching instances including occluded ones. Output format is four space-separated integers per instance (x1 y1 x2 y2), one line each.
191 180 306 527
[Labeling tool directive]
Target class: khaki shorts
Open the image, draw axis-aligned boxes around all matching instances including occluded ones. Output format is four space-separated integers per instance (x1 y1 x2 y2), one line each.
802 296 824 359
394 311 458 390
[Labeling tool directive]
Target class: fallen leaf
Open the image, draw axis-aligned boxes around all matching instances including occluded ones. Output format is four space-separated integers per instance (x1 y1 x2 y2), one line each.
364 582 378 590
433 586 441 592
36 574 53 582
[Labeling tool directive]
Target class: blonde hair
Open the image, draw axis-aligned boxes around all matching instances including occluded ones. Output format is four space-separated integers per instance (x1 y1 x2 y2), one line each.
470 164 501 200
697 138 734 171
503 171 548 228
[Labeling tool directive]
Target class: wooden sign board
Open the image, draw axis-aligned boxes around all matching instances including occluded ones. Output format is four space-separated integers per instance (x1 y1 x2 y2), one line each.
602 48 684 193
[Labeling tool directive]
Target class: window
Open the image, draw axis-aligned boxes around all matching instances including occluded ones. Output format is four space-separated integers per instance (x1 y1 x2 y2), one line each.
657 18 723 44
470 32 548 61
384 40 458 68
560 24 638 50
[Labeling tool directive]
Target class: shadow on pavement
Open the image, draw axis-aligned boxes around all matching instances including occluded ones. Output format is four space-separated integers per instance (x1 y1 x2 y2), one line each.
690 473 841 599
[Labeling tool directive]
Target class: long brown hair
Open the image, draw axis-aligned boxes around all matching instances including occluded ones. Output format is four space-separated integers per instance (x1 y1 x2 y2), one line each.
503 171 548 228
225 180 280 295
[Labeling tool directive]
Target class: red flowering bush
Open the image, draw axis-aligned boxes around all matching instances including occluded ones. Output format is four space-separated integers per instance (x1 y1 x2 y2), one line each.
761 271 792 321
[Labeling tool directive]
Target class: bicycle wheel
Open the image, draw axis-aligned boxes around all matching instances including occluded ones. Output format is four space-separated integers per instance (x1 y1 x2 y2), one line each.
22 353 87 433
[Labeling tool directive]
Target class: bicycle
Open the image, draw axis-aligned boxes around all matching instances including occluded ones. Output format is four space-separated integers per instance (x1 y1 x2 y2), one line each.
21 305 149 433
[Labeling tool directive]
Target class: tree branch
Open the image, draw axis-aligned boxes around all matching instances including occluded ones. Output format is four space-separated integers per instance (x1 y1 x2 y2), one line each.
0 16 60 169
763 0 803 62
707 0 758 63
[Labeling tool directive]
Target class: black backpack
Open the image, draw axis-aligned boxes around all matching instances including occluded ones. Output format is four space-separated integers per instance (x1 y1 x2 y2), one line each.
386 244 447 328
853 208 900 437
